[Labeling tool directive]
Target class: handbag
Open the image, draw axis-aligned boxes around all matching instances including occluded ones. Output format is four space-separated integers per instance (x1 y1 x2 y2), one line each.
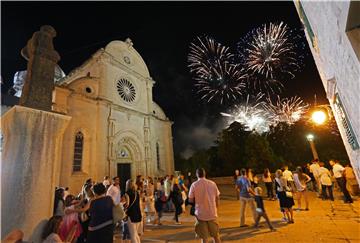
285 191 293 198
113 204 126 223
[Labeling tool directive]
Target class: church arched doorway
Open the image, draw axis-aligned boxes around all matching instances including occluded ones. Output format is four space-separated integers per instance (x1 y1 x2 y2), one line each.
115 146 132 193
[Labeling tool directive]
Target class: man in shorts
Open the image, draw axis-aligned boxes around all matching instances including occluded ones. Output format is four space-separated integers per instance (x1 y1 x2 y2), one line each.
188 168 221 243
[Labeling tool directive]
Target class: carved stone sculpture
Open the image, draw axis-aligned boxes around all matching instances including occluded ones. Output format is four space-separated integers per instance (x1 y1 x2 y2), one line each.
19 25 60 111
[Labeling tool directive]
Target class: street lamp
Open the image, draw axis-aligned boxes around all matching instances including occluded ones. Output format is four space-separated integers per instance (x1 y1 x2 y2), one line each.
306 133 319 160
311 110 327 125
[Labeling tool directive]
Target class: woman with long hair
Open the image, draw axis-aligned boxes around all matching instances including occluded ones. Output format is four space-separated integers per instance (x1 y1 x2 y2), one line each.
87 183 114 243
42 216 76 242
293 166 311 211
59 195 88 242
274 169 295 223
124 179 143 243
54 188 65 216
263 168 274 200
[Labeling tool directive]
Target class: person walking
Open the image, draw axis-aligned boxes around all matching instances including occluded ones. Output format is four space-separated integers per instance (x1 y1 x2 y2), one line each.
293 166 311 211
275 169 295 223
154 179 166 225
124 179 143 243
263 168 274 200
188 168 221 243
318 162 334 201
87 183 114 243
344 164 359 196
168 183 184 224
236 168 257 227
330 160 353 203
310 159 321 195
254 187 275 231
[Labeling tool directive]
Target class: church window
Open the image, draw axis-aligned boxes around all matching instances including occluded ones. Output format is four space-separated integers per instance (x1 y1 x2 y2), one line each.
73 132 84 172
117 78 136 103
156 142 161 170
85 87 92 93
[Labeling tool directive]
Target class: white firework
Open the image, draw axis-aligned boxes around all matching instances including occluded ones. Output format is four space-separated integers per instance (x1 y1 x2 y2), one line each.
264 96 308 125
221 93 274 133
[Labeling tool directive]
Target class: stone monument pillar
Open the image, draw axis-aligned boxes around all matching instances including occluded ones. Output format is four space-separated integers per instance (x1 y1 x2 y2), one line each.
19 25 60 111
1 26 71 241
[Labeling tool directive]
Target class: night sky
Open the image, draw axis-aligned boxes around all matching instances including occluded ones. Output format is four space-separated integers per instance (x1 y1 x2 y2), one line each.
1 1 328 157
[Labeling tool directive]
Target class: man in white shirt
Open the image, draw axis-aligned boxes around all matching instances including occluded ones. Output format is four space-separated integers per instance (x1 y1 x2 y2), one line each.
309 159 321 195
106 176 121 205
330 160 353 203
103 176 111 189
189 168 221 243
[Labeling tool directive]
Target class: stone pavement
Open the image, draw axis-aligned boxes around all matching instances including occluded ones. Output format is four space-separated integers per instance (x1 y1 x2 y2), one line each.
115 185 360 243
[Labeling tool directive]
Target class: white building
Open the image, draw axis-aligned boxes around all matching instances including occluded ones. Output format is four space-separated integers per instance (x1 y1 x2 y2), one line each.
36 38 174 192
294 1 360 181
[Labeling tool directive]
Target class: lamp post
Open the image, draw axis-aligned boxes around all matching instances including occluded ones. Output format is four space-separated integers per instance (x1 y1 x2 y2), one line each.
306 134 319 160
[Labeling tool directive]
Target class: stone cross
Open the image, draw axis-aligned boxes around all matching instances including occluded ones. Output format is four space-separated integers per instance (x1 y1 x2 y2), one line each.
19 25 60 111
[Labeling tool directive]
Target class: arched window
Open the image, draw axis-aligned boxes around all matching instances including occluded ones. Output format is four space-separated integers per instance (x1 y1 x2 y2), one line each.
73 132 84 172
156 142 160 170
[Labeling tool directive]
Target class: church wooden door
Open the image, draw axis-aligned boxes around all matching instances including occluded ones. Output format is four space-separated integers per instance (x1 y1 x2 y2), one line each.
117 163 131 194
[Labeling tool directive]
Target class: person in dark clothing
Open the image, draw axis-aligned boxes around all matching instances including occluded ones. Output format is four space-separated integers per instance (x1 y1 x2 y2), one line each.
87 183 114 243
254 187 275 231
124 179 142 243
168 183 183 224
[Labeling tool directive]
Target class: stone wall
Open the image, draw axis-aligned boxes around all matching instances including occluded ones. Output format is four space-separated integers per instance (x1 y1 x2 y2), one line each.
294 1 360 182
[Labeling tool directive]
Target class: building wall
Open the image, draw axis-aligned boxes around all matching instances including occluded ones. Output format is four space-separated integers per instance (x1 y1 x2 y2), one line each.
53 40 175 192
294 1 360 181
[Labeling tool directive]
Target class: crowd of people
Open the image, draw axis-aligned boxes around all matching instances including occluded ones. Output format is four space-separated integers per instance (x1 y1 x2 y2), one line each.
3 159 358 243
41 173 193 243
232 159 359 230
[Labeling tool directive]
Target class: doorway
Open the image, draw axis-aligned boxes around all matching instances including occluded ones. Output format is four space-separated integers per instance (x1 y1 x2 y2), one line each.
117 163 131 194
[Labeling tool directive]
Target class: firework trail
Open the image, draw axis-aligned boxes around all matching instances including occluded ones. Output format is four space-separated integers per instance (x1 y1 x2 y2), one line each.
188 36 247 104
264 96 309 125
238 22 304 95
221 93 275 133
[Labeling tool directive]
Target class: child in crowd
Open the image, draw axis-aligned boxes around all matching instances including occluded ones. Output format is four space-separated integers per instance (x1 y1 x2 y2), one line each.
254 187 276 231
59 195 85 242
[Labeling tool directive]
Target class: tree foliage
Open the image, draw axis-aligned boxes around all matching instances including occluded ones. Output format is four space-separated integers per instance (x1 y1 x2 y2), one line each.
174 120 349 176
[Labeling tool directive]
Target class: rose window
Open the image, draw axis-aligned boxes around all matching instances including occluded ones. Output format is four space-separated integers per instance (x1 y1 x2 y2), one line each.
117 78 136 103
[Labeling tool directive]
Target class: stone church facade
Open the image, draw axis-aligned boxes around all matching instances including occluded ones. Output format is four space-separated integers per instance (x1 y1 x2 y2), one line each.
52 39 174 191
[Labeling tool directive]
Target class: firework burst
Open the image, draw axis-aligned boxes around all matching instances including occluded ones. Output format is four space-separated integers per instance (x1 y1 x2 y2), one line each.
188 36 247 104
238 22 304 94
221 93 274 133
264 96 309 125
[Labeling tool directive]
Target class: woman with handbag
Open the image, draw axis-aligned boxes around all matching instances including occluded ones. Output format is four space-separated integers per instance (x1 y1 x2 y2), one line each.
293 166 311 211
124 179 142 243
87 183 114 243
275 169 295 224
